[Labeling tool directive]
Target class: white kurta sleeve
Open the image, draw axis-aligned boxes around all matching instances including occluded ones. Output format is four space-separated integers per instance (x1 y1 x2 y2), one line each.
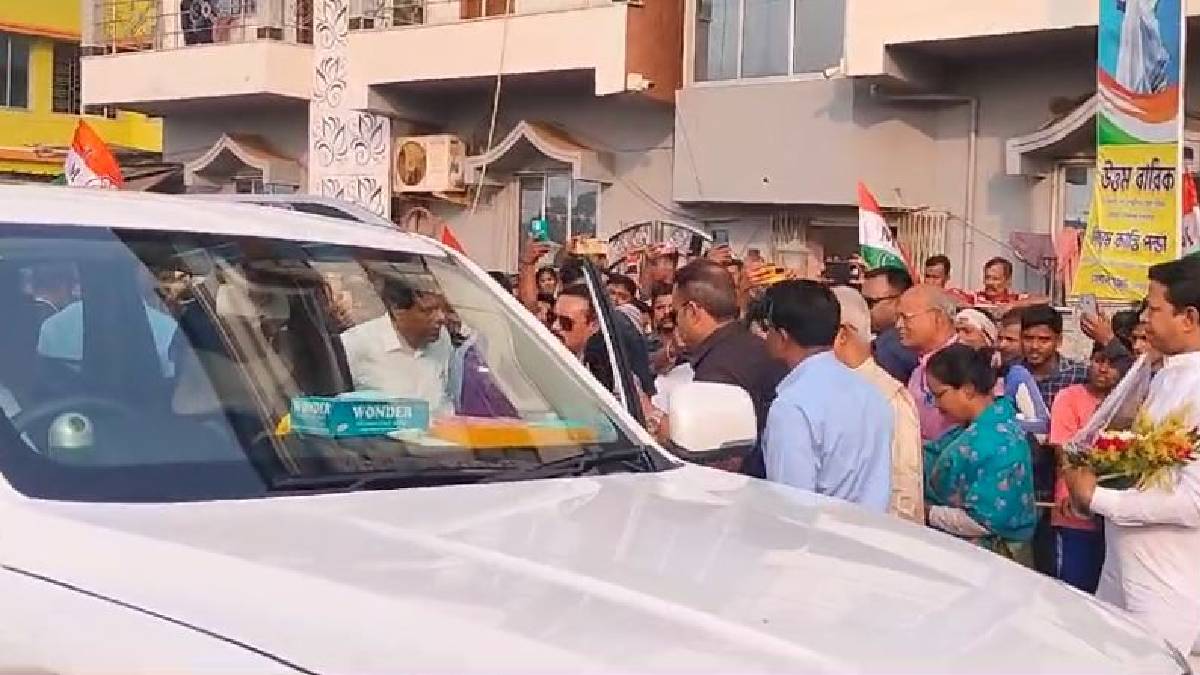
1089 461 1200 528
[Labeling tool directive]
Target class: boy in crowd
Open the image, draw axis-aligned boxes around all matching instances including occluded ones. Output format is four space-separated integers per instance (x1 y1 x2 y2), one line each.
1050 343 1130 593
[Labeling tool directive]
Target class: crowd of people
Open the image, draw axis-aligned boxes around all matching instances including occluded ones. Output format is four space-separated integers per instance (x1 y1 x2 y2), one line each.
505 238 1200 657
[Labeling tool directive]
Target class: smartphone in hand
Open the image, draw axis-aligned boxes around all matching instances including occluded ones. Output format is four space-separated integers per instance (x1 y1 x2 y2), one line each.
1079 293 1099 317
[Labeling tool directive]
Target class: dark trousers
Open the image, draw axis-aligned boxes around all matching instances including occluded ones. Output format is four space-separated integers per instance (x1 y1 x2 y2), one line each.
1031 441 1058 576
1054 526 1105 594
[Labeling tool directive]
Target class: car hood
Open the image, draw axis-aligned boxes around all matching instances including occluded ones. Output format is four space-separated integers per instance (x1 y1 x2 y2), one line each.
1 466 1178 674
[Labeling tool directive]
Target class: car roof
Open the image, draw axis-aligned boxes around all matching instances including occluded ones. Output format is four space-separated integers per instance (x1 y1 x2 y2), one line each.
190 193 397 230
0 185 446 257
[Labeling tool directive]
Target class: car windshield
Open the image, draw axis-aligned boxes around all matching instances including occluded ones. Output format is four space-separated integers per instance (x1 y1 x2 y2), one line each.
0 224 656 502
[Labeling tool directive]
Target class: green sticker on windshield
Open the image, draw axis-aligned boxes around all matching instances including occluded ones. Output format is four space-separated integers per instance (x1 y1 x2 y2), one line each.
290 394 430 438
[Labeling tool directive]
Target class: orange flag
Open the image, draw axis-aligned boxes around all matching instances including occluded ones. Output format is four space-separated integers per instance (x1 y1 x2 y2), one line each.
440 224 465 254
64 120 123 188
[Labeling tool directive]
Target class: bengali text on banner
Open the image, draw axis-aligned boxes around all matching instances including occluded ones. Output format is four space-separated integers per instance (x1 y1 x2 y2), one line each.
1075 144 1178 301
1074 0 1184 299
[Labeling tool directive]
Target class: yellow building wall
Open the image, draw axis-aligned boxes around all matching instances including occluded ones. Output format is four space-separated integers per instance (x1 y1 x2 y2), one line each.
0 0 79 39
0 1 162 176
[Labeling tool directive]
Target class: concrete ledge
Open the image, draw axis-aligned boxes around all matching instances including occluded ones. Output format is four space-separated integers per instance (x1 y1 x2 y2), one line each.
83 41 312 114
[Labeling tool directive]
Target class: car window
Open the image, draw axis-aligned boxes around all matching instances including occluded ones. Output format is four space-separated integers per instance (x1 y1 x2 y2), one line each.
0 224 655 503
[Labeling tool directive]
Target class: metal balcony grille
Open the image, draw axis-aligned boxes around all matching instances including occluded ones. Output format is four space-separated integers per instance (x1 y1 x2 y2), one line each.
346 0 616 30
892 209 949 272
87 0 314 53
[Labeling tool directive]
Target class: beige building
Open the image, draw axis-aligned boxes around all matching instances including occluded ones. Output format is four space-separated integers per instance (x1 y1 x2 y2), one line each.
677 0 1200 292
82 1 1200 290
81 0 683 271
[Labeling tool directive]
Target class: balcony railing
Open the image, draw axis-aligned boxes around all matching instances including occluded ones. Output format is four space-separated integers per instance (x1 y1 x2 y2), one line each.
86 0 313 54
348 0 617 30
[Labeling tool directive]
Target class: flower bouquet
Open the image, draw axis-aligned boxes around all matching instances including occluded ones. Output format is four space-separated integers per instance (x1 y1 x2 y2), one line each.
1066 410 1200 490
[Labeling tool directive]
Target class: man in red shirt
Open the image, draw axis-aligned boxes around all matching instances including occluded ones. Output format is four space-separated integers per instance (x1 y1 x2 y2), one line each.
970 256 1046 315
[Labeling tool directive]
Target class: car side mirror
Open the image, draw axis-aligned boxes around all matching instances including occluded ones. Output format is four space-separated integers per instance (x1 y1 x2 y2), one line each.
667 381 757 462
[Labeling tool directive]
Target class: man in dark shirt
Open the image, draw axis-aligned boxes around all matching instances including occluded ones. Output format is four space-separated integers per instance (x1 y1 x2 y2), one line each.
863 266 919 384
671 259 787 476
549 258 656 399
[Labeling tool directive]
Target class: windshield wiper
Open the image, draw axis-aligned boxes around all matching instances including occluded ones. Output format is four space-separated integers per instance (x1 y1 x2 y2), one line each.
268 465 502 493
478 446 655 484
267 446 661 493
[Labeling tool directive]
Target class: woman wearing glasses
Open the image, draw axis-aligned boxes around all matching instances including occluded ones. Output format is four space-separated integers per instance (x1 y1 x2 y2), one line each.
923 343 1038 564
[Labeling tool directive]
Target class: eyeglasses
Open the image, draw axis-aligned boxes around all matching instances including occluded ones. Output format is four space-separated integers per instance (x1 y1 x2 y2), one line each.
923 385 953 406
896 308 937 325
554 314 576 331
864 294 899 309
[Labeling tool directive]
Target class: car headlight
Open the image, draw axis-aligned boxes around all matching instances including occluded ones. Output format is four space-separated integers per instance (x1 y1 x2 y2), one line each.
1164 639 1192 675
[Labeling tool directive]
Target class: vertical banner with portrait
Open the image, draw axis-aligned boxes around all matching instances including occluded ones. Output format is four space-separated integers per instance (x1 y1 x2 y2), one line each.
1075 0 1185 301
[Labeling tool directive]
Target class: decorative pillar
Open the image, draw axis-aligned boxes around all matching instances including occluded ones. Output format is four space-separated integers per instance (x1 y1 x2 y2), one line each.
309 0 392 218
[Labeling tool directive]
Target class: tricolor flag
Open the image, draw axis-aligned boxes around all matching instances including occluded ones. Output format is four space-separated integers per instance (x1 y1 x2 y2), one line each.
1183 173 1200 258
857 181 905 270
64 120 123 189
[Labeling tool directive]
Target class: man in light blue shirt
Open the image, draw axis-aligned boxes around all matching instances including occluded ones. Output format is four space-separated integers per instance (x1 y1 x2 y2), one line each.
38 300 179 378
760 280 894 512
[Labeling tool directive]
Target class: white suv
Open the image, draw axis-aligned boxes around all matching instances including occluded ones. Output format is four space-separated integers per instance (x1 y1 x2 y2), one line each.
0 185 1187 674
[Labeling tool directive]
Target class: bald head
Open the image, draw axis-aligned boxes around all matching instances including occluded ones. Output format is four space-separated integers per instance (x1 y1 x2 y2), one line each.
897 285 957 354
902 285 957 318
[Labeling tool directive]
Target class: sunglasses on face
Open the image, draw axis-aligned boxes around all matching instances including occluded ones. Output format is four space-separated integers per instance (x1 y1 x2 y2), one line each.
864 294 899 309
554 314 577 331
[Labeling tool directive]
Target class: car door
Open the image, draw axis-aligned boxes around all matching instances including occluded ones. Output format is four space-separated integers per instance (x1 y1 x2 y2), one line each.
575 256 645 425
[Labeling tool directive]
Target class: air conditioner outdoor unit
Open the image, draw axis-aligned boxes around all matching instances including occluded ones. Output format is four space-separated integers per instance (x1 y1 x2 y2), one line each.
393 134 466 193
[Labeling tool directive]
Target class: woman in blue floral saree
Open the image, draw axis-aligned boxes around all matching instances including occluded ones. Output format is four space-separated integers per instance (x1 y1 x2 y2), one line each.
923 344 1037 564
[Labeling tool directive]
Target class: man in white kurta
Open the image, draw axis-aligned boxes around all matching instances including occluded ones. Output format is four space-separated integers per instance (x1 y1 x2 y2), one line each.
1066 258 1200 655
340 287 453 416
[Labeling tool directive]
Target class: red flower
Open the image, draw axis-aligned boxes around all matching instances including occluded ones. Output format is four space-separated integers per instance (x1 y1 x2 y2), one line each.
1096 437 1127 452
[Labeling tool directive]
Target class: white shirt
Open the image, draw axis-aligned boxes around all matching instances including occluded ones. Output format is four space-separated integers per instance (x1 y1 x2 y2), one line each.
1090 350 1200 654
340 314 452 414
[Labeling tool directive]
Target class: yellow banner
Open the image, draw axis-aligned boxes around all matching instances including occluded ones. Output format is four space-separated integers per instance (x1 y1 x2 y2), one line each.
1073 144 1178 301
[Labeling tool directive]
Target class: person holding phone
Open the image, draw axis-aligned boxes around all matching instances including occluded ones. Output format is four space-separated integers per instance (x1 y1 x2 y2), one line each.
1078 297 1140 367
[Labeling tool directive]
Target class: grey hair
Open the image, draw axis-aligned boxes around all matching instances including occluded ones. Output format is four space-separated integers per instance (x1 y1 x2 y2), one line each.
832 286 872 345
929 288 959 320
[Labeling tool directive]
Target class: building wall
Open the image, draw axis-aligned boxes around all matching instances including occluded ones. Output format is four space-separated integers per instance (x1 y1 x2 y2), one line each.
844 0 1200 78
673 34 1184 292
673 78 940 207
625 0 684 104
161 103 309 169
918 44 1200 290
0 0 80 40
925 49 1095 291
424 94 681 272
0 1 160 177
345 4 631 110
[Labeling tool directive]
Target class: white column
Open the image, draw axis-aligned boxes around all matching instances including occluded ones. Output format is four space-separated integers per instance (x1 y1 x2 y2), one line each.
308 0 393 218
